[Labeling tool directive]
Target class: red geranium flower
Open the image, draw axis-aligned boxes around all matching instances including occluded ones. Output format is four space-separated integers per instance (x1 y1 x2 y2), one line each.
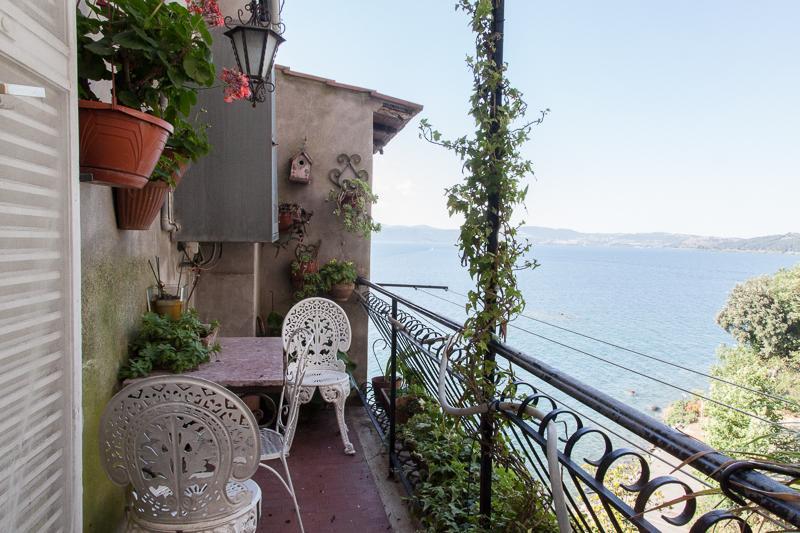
220 68 251 103
185 0 224 27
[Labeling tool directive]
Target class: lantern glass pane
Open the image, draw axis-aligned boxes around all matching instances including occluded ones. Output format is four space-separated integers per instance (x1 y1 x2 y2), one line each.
243 27 268 79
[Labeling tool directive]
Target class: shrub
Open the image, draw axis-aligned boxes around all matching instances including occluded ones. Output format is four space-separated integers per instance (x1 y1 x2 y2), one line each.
398 392 557 533
664 396 702 428
704 346 800 460
716 265 800 359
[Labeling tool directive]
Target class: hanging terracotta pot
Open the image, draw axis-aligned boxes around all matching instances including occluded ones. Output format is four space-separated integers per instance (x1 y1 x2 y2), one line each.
290 260 318 290
114 180 170 230
279 211 294 232
79 100 173 189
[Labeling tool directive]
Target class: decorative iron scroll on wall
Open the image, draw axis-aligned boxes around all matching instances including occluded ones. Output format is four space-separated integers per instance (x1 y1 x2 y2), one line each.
328 153 369 191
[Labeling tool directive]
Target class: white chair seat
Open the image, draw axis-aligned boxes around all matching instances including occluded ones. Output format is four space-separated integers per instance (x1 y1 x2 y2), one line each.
129 480 262 532
259 428 284 461
296 369 349 387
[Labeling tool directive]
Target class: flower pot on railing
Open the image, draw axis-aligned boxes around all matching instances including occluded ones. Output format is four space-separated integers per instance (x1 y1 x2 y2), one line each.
371 375 403 412
79 100 173 189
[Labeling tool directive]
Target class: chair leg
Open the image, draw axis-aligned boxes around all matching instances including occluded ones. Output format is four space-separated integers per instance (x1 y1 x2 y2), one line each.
258 461 305 533
281 454 305 533
333 389 355 455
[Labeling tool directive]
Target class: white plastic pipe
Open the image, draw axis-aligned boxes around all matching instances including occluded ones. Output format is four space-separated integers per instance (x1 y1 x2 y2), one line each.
269 0 280 27
435 338 571 533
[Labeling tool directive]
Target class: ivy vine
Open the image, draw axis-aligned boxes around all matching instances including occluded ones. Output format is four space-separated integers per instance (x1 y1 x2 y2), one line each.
420 0 547 406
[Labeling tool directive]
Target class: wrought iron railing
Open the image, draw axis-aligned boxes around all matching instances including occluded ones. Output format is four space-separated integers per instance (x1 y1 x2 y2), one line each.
355 277 800 532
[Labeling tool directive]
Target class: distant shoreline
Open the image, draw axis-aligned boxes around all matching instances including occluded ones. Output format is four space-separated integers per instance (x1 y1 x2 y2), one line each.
374 225 800 255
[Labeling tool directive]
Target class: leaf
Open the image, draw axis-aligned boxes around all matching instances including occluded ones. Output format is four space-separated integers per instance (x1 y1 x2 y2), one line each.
112 30 151 51
84 41 114 56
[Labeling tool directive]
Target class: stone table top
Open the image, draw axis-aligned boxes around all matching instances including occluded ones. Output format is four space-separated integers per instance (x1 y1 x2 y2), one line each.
124 337 285 389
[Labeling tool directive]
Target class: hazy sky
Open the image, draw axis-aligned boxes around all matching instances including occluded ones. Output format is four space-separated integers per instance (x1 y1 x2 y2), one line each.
276 1 799 238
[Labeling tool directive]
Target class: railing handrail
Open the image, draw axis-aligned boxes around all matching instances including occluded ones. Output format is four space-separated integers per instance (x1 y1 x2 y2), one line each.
356 277 800 527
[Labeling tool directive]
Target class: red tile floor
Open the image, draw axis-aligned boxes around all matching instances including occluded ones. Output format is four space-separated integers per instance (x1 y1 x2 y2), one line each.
254 405 392 532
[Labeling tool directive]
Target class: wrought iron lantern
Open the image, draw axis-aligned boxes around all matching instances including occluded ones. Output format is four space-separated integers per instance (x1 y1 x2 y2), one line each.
224 0 285 105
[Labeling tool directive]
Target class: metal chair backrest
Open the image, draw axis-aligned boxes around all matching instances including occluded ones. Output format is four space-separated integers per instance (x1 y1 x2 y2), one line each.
277 327 312 452
99 376 260 525
282 297 352 372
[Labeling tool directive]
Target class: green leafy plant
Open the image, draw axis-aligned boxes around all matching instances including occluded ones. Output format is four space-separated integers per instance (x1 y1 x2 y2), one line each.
398 386 557 532
328 177 381 238
151 116 211 186
77 0 215 184
293 272 324 300
120 310 220 379
418 0 546 456
319 259 357 287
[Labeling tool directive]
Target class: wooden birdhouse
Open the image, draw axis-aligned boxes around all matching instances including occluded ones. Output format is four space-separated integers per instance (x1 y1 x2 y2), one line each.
289 149 313 184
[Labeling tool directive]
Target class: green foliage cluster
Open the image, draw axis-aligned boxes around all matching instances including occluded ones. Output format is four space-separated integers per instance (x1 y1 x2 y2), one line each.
398 387 557 533
717 265 800 359
293 259 357 300
419 0 547 408
293 272 324 300
319 259 357 286
705 346 800 460
674 264 800 461
120 310 220 379
77 0 215 184
664 396 702 428
329 177 381 238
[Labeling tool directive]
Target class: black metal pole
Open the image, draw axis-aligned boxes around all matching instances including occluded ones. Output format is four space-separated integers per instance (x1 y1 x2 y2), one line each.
389 297 398 477
479 0 505 523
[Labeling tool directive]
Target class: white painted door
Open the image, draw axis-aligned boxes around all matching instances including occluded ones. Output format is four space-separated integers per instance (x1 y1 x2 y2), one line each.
0 1 81 531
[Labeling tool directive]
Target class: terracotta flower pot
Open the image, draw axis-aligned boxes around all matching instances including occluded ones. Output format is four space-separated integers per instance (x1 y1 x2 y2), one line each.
290 260 318 289
330 282 355 302
79 100 173 189
371 376 403 412
114 180 170 230
279 211 294 232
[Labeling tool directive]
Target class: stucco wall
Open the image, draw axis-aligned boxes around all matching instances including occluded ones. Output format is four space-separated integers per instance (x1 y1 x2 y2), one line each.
80 184 181 532
260 70 379 384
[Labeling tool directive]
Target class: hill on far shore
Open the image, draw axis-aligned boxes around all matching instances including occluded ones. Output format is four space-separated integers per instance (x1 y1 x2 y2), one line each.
374 225 800 254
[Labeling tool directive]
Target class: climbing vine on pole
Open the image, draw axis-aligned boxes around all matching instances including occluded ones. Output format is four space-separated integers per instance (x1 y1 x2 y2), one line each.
420 0 547 406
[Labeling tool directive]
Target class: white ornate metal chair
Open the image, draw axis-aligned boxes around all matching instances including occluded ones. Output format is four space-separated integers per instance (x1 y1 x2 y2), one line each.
99 375 262 533
282 297 355 455
258 327 311 533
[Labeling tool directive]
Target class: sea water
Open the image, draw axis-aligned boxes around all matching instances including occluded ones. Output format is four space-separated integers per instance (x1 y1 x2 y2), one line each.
368 241 799 414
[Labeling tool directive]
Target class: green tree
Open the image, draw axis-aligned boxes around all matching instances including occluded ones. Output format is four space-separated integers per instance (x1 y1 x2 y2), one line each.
716 265 800 359
705 346 799 460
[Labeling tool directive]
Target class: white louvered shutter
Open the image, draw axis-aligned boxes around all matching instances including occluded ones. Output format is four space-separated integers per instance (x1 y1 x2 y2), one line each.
0 1 80 531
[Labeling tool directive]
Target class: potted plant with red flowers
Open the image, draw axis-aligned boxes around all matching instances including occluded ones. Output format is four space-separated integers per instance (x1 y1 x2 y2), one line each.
77 0 216 189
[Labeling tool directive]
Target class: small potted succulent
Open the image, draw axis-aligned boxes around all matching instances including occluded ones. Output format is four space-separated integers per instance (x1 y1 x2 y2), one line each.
146 258 188 320
77 0 216 189
319 259 358 302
